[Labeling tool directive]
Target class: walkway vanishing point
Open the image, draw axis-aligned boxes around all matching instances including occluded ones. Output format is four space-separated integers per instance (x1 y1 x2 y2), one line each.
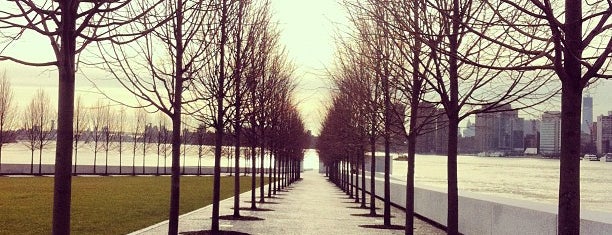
129 171 443 235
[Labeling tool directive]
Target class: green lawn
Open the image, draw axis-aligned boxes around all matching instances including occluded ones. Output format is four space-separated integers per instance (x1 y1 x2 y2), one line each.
0 175 266 235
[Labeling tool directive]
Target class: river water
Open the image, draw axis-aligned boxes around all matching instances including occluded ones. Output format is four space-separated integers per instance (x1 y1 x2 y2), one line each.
389 154 612 213
2 143 610 213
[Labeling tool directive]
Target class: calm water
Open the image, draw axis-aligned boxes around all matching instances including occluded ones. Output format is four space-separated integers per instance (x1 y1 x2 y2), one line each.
390 154 612 213
2 143 610 213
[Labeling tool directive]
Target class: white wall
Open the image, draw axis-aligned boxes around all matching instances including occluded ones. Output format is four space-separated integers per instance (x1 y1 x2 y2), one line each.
354 173 612 235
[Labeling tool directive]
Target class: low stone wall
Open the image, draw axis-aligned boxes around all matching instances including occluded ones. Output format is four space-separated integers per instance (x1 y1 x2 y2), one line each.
356 173 612 235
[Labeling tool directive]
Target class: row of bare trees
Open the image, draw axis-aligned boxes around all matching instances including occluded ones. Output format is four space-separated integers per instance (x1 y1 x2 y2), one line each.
320 0 610 234
1 0 308 234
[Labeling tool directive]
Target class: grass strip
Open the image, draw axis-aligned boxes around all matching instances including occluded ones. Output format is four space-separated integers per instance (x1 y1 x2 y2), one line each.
0 175 266 235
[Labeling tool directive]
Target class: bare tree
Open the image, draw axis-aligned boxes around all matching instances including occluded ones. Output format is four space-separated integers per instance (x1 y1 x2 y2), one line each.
141 113 151 174
116 107 126 174
102 105 115 175
131 109 146 175
21 89 54 175
23 98 38 175
0 72 15 173
34 90 55 175
478 1 612 233
89 101 108 174
96 0 216 231
0 1 164 231
73 96 89 175
156 112 167 175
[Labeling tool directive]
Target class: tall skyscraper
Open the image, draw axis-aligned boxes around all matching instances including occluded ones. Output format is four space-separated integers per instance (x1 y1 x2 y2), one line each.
540 111 562 156
582 96 593 134
475 104 524 153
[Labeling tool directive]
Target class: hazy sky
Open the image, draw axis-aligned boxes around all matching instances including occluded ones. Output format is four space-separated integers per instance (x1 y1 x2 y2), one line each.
2 0 612 135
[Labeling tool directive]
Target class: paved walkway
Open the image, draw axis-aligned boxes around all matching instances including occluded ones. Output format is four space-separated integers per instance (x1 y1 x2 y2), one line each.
129 171 443 235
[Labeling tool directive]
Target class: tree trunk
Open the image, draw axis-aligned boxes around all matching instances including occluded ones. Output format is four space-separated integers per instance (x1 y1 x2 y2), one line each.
259 146 265 202
250 146 257 209
558 2 583 233
73 138 78 175
119 140 122 175
382 52 391 227
31 149 34 174
360 150 366 208
446 0 460 233
267 154 272 197
211 0 227 232
132 141 136 176
38 149 43 175
52 2 77 233
232 0 244 215
105 143 109 175
94 146 97 174
406 132 417 234
143 138 146 174
355 153 360 203
273 154 278 194
167 0 185 233
369 127 376 215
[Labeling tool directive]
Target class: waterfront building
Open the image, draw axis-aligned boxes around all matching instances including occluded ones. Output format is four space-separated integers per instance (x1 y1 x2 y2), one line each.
582 96 593 134
539 111 561 156
463 120 475 137
414 102 448 154
475 104 524 154
523 119 540 149
596 112 612 154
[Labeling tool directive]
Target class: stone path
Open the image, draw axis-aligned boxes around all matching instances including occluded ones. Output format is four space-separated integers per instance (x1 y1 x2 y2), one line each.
129 171 443 235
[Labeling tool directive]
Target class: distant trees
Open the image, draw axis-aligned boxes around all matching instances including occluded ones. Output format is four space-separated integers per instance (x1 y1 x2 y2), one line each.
0 1 164 232
116 108 127 174
89 101 108 174
73 96 88 175
96 0 216 231
132 109 147 176
0 73 15 172
22 89 54 175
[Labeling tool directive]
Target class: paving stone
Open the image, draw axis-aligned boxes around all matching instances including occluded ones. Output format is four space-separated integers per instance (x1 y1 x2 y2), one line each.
129 171 444 235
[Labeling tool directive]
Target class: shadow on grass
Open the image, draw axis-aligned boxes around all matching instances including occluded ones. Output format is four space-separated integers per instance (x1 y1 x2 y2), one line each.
232 207 275 212
359 224 405 230
350 213 394 218
181 230 250 235
219 215 264 221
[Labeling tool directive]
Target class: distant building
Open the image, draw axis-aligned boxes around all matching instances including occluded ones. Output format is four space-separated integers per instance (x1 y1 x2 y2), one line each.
389 103 406 152
463 120 475 137
523 119 540 149
475 104 524 154
582 96 593 134
540 111 561 156
415 102 448 154
596 112 612 154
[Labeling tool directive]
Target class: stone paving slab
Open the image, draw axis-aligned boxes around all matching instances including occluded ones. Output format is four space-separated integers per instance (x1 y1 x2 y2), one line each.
129 171 443 235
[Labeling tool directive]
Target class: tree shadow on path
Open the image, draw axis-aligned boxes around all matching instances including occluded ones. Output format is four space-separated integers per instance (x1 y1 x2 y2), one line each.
359 224 405 230
218 215 264 221
181 230 250 235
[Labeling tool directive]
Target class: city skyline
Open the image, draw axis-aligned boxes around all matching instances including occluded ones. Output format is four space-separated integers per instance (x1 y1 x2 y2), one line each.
2 0 612 135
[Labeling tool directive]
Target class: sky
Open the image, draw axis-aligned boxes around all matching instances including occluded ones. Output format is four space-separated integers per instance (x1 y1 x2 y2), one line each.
2 0 612 135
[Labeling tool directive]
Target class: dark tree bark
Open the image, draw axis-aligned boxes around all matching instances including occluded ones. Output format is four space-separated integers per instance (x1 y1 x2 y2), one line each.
211 0 229 232
558 1 583 233
52 2 77 233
